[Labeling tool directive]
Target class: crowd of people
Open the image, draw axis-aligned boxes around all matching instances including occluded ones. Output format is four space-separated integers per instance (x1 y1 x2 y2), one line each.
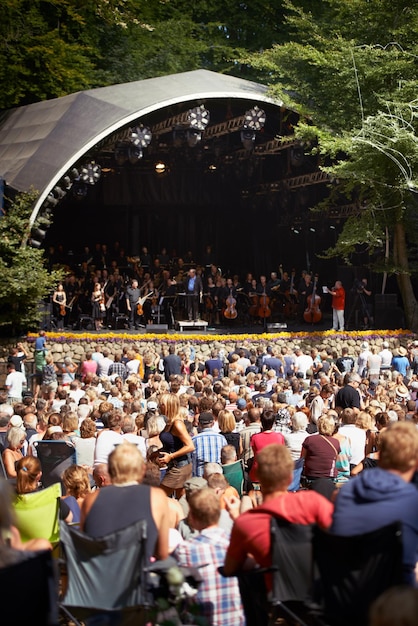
2 334 418 624
46 241 374 331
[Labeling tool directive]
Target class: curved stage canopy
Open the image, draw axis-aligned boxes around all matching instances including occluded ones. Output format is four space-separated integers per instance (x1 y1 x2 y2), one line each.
0 70 279 216
0 69 338 276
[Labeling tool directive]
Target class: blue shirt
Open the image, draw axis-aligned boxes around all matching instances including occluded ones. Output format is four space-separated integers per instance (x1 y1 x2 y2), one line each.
191 429 228 477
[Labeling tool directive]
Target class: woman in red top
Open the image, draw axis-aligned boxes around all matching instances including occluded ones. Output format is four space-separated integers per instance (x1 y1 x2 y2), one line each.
249 410 285 483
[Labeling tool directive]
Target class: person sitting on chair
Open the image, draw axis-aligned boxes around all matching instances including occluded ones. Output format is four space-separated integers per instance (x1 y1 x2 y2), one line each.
174 488 245 626
81 442 169 562
331 421 418 585
0 478 51 568
223 443 333 575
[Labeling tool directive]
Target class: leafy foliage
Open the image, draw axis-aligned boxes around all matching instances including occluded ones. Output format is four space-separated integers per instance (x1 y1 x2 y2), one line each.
0 192 62 336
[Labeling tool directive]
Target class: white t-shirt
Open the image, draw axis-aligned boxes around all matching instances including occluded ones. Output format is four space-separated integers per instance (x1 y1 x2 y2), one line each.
5 371 26 399
94 430 123 465
122 433 147 458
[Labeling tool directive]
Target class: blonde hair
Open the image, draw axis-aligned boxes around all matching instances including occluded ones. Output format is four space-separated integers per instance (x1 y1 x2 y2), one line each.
318 415 336 436
379 422 418 473
158 393 180 423
62 464 91 499
108 442 145 485
217 410 236 434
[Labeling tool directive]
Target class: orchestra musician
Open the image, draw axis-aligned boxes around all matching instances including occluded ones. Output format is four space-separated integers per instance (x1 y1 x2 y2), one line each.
52 283 67 329
125 279 141 329
297 271 313 322
91 281 105 331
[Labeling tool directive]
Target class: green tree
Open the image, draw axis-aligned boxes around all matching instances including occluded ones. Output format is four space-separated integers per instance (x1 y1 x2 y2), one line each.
0 191 62 336
244 0 418 328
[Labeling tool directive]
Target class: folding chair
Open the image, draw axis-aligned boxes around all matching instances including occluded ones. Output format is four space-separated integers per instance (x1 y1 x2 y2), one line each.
311 521 404 626
33 440 76 487
13 482 61 545
222 459 245 496
224 517 313 626
0 549 59 625
59 519 153 626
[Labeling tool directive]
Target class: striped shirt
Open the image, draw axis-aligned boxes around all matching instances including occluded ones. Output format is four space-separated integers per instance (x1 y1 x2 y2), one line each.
191 429 228 477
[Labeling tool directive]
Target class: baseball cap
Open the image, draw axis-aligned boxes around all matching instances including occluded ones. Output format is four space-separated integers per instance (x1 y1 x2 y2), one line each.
10 415 25 429
236 398 247 410
147 401 158 411
199 411 214 425
184 477 208 493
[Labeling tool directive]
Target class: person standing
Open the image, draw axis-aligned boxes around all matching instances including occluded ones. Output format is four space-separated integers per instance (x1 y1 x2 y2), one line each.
186 268 203 322
327 280 345 331
125 279 141 330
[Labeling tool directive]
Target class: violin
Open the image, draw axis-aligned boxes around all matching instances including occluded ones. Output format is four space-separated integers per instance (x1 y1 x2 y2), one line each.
258 289 271 318
303 274 322 324
59 304 66 317
224 289 238 319
137 292 153 316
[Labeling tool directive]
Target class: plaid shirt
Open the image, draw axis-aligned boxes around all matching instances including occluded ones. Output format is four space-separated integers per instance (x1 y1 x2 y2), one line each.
174 526 245 626
192 429 228 477
108 361 127 380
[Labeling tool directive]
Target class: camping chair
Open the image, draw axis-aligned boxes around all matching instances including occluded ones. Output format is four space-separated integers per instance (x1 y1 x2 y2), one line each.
13 482 61 545
33 440 76 487
0 549 59 625
59 519 153 626
311 521 403 626
288 457 304 492
222 459 245 496
222 517 313 626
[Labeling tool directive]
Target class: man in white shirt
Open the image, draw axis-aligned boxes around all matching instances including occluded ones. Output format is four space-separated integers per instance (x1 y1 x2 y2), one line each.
5 363 26 404
338 407 366 468
379 341 393 376
97 349 113 378
294 347 314 379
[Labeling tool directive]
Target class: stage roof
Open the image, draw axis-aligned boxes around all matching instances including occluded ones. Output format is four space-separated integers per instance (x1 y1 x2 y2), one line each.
0 70 278 207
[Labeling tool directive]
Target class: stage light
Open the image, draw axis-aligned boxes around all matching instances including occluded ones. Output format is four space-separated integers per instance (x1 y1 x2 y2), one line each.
243 105 266 131
128 146 143 163
241 129 256 150
186 128 202 147
131 125 152 148
155 161 167 174
187 105 210 131
80 162 101 185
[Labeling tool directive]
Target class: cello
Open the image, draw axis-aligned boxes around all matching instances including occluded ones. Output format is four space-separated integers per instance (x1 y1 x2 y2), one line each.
224 289 238 320
304 274 322 324
258 288 271 319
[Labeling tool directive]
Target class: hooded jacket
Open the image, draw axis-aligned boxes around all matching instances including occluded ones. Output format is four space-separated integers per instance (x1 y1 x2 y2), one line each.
332 467 418 584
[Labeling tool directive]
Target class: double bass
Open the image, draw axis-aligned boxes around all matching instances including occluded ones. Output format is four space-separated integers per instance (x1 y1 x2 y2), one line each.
304 274 322 324
283 269 298 319
224 289 238 320
258 288 271 318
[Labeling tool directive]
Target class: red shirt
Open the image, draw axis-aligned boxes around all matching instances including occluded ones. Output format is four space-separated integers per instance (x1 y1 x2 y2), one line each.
332 287 345 311
249 431 285 482
226 491 333 576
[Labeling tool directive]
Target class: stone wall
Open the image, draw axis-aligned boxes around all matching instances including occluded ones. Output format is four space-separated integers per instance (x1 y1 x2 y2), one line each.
0 331 413 367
